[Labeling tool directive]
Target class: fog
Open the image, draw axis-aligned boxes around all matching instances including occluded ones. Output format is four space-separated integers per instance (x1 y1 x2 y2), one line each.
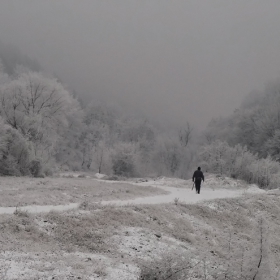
1 0 280 129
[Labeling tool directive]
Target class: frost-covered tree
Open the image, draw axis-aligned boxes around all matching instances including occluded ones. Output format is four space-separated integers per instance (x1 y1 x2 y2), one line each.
199 140 280 188
264 129 280 161
0 71 80 163
201 81 280 161
152 137 181 176
0 117 34 176
0 72 76 130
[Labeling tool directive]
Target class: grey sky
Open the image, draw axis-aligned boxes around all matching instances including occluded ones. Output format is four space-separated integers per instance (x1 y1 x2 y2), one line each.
1 1 280 129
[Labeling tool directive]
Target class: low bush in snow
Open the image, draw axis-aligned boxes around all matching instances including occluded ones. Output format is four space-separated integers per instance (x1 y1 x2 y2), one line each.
199 140 280 189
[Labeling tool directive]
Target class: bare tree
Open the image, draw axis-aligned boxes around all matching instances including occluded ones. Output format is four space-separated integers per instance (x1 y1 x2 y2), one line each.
179 121 193 147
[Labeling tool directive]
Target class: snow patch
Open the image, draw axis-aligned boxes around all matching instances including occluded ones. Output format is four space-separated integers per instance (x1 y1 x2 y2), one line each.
95 173 107 179
106 263 139 280
0 250 131 280
246 185 266 194
110 226 191 261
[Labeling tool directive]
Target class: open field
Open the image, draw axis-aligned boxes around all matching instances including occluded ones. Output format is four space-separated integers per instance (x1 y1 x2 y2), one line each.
1 192 280 279
0 175 279 279
0 174 262 213
0 176 167 207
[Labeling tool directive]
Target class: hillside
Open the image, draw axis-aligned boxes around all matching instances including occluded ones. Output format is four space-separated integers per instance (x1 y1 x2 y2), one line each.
0 175 279 279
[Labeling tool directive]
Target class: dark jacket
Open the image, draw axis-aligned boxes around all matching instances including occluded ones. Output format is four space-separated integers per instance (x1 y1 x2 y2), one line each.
192 170 204 182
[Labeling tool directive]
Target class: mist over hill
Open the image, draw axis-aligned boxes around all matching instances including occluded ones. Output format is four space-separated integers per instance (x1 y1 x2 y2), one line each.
0 41 41 75
2 1 280 131
0 41 280 189
0 0 280 187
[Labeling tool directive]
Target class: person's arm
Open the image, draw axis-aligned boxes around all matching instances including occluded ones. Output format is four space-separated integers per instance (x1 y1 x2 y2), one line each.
202 172 204 182
192 172 195 182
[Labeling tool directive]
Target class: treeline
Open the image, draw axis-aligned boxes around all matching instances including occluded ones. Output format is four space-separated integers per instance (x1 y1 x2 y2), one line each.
0 64 196 178
203 82 280 160
198 141 280 188
199 82 280 188
2 42 280 188
0 41 41 75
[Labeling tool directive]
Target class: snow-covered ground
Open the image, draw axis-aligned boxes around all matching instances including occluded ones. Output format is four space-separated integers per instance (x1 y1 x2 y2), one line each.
100 174 265 206
0 174 266 214
0 174 275 280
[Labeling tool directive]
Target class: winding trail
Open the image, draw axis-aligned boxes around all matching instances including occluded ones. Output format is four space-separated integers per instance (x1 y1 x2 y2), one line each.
99 184 244 206
0 179 264 214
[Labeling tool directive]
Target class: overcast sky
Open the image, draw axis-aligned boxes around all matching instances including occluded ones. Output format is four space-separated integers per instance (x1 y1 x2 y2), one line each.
1 0 280 129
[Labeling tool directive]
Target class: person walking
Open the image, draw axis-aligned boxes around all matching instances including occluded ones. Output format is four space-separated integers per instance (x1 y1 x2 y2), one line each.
192 167 204 194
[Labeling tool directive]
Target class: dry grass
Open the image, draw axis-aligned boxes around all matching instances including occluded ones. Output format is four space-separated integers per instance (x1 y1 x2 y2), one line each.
80 203 195 244
42 210 114 253
138 251 194 280
1 190 280 279
0 176 166 207
136 194 280 279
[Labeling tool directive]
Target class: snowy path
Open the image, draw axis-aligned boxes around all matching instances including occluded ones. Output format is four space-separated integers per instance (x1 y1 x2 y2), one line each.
0 178 262 214
99 185 245 206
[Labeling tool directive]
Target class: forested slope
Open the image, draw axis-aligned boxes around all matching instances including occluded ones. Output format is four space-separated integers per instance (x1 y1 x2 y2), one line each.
1 44 280 190
0 51 195 178
198 82 280 189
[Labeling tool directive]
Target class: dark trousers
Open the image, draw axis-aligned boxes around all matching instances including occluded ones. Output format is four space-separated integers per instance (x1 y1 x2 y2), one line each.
195 181 201 194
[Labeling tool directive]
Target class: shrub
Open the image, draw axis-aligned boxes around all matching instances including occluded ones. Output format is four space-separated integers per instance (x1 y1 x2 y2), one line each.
199 140 280 189
29 159 43 177
111 143 137 177
112 154 135 177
